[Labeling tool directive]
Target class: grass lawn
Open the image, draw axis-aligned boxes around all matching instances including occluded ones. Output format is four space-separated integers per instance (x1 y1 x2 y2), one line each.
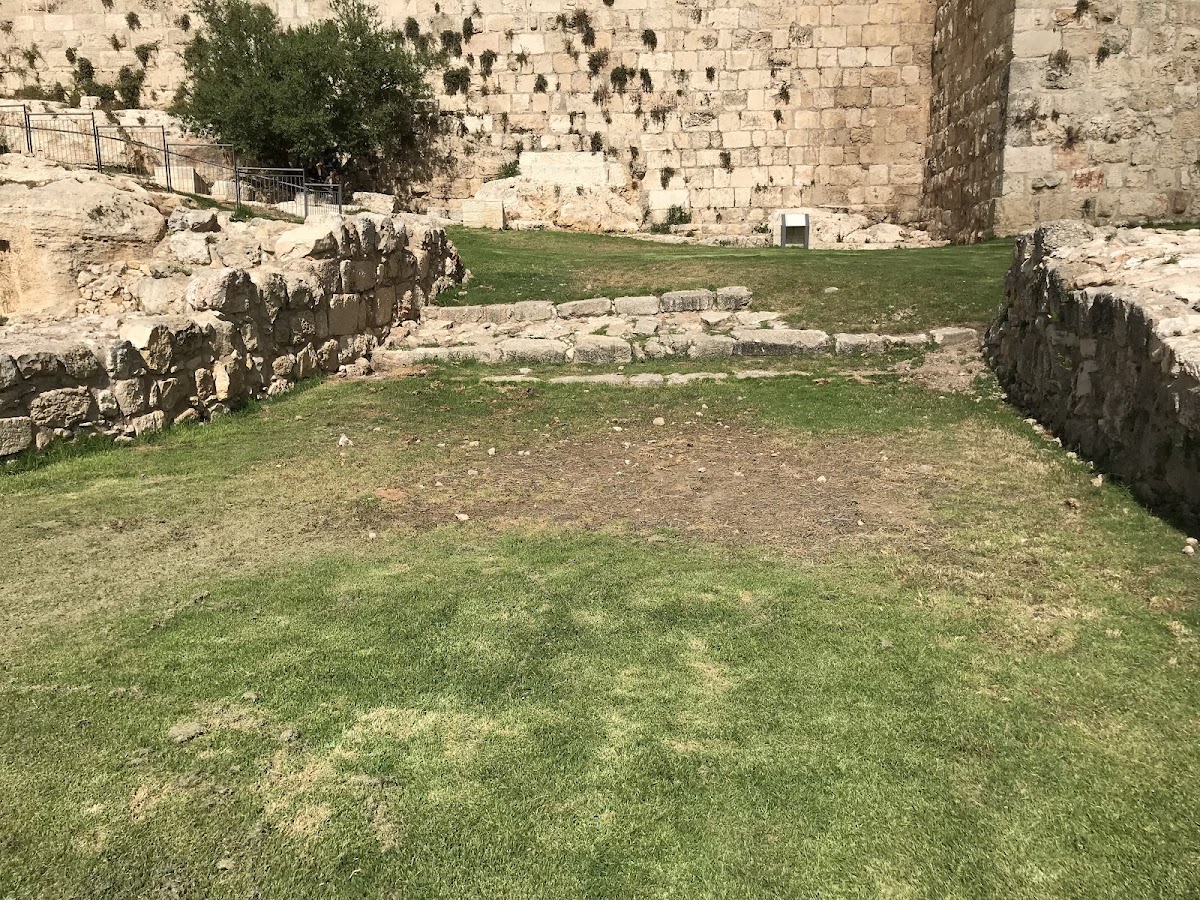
441 227 1013 333
1 353 1197 898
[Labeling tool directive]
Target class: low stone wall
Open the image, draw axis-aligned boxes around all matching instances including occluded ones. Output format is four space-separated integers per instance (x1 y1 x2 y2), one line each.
0 212 465 459
377 288 975 368
986 222 1200 527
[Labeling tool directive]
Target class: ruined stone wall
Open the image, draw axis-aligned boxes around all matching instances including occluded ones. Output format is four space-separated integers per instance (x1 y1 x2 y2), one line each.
0 210 465 459
921 0 1015 241
986 222 1200 528
0 0 937 230
995 0 1200 235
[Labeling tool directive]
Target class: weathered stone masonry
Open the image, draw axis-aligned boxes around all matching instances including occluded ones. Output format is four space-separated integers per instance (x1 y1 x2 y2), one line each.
2 0 1198 240
987 222 1200 528
0 211 465 458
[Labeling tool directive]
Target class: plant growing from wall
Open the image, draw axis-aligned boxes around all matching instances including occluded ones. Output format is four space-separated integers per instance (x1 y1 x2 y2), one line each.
776 84 790 103
642 29 657 50
660 165 675 188
587 50 608 76
440 30 462 57
134 42 158 66
719 150 732 171
1063 124 1084 149
590 132 603 152
125 12 141 30
479 48 496 76
443 66 470 94
515 50 529 66
497 158 519 178
176 13 191 31
705 66 715 81
404 17 420 42
65 46 76 63
610 65 635 93
462 17 475 42
639 68 652 91
533 73 548 93
109 34 123 50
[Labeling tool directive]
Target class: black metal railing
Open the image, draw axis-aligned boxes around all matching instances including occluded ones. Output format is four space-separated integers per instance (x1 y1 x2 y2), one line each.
0 104 341 217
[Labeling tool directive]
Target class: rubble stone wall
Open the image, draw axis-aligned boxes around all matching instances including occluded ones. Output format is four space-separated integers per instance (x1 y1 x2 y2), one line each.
986 222 1200 528
0 211 465 459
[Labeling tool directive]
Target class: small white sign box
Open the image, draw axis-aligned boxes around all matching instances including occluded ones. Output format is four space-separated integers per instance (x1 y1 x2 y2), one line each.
780 212 811 249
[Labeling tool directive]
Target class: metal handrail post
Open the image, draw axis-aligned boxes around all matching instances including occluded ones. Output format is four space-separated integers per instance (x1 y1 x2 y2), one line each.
303 184 309 219
337 185 342 216
23 105 32 154
233 150 241 207
91 113 102 171
160 126 172 192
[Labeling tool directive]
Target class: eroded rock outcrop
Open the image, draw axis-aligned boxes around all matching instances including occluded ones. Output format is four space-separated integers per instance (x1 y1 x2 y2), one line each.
987 222 1200 527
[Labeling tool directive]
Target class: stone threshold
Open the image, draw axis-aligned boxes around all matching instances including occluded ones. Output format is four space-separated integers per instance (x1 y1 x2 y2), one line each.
377 286 978 369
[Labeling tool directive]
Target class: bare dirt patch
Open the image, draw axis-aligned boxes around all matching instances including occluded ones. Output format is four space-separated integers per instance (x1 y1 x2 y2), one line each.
373 424 941 555
897 345 990 393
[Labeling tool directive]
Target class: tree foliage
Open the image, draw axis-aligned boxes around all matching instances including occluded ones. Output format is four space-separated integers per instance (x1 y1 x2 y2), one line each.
171 0 434 182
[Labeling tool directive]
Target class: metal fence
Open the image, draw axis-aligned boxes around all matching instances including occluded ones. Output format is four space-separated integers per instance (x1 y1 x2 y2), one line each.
0 104 341 218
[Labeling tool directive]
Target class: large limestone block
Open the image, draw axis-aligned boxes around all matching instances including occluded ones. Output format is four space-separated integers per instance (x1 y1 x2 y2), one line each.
557 298 612 318
187 268 256 314
499 338 569 363
461 198 506 230
660 289 717 312
572 335 633 364
274 223 340 261
0 416 33 456
327 294 368 336
28 386 91 427
614 296 660 316
732 328 832 355
511 301 556 322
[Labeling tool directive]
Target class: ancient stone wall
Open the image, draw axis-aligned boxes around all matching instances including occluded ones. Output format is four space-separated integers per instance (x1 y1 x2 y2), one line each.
0 206 465 459
995 0 1200 234
986 222 1200 528
0 0 936 230
921 0 1015 240
3 0 1198 239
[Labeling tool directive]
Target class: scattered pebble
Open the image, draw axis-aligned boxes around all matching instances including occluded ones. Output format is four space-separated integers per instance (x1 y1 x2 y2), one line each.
879 637 893 650
468 440 479 447
1185 545 1196 557
337 434 353 448
488 447 496 456
816 475 827 484
216 858 235 872
242 691 260 703
368 531 377 540
467 468 478 476
455 513 470 522
824 286 839 294
1064 498 1081 509
1091 474 1104 487
1187 537 1198 546
653 417 665 426
613 426 623 432
279 728 299 743
697 467 706 473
